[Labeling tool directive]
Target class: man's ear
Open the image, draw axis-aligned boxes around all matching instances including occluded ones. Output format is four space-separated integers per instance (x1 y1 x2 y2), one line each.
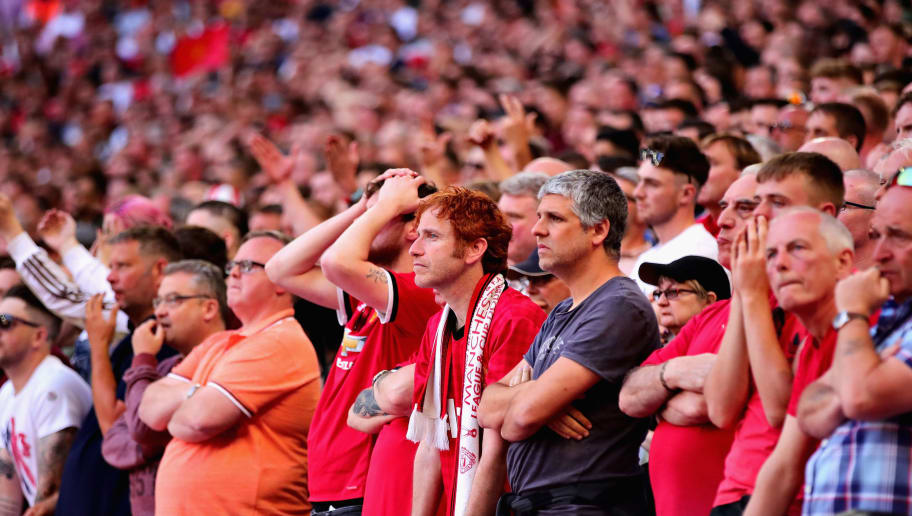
201 298 220 323
590 219 610 248
706 291 718 304
404 220 419 242
836 248 855 278
818 202 837 217
463 238 489 266
678 183 698 205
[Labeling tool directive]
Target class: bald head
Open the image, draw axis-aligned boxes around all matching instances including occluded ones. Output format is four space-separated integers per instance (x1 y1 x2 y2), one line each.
522 157 575 177
798 137 861 171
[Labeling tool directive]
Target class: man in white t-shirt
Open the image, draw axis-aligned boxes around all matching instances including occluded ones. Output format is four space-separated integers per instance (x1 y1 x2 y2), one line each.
632 135 720 293
0 285 92 515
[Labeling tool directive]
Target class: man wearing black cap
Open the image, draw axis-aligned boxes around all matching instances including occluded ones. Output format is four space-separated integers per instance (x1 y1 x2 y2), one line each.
507 250 571 315
631 135 719 294
639 256 731 342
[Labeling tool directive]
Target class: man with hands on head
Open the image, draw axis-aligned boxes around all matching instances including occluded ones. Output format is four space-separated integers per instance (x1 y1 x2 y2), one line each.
141 231 321 515
702 152 844 516
799 172 912 515
101 260 227 516
265 169 439 516
619 174 756 516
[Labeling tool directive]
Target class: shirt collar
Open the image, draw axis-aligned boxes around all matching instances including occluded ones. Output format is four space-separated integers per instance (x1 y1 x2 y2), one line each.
236 308 295 337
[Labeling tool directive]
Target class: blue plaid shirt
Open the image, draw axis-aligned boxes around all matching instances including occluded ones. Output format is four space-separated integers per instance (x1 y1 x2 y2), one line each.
803 298 912 516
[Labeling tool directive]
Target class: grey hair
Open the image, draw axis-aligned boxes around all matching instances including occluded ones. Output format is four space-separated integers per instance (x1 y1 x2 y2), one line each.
538 170 627 258
843 169 881 205
500 172 550 198
745 135 783 162
774 206 854 254
163 259 230 324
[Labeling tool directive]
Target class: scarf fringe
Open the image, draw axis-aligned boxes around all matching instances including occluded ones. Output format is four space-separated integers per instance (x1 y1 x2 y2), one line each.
406 407 451 450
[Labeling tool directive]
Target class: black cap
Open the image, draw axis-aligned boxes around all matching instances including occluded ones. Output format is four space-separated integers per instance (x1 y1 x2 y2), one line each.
508 249 549 278
638 255 731 300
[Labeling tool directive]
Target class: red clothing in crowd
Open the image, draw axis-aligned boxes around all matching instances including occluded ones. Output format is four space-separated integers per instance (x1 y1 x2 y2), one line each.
713 301 807 515
412 283 545 516
641 299 736 516
308 270 438 503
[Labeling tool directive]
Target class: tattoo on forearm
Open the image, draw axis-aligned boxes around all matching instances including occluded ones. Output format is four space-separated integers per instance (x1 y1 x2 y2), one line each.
366 267 388 284
35 427 77 502
353 388 388 418
0 459 13 480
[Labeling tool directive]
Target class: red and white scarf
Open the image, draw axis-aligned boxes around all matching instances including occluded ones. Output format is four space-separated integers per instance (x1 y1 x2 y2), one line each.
407 273 505 516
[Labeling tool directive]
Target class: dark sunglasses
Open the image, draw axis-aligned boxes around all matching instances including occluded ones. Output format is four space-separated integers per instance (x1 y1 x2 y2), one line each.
0 313 40 330
640 148 665 167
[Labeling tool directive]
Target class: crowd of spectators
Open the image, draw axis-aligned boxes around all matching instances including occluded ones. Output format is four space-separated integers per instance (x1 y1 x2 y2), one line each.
0 0 911 515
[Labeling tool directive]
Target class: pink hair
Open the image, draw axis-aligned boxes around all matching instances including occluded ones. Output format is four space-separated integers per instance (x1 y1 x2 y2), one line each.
105 195 173 229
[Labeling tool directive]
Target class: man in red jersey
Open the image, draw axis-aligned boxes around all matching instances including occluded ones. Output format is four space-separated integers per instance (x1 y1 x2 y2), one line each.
265 169 439 515
371 187 545 516
742 208 854 515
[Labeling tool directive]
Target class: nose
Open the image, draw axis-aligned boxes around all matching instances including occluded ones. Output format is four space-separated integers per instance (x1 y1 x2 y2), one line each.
107 270 117 287
754 200 772 220
409 237 423 257
633 181 645 200
531 217 546 238
655 292 670 306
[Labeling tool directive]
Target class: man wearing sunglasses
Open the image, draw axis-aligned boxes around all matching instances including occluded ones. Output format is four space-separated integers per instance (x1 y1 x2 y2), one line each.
265 170 439 516
796 165 912 515
0 285 92 516
631 135 718 295
102 260 228 516
143 231 321 515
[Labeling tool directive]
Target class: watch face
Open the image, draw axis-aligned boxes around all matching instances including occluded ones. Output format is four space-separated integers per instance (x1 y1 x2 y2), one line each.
832 312 848 329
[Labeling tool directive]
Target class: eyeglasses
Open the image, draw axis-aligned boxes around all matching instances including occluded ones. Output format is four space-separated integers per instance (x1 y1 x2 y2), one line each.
770 121 806 133
641 148 665 167
153 294 212 309
887 166 912 189
839 200 876 212
652 288 698 301
224 260 266 276
0 313 40 330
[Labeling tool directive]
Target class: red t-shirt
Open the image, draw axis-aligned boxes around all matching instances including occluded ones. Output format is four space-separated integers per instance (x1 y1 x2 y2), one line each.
641 299 736 516
786 330 837 418
308 271 438 502
362 417 417 515
713 301 807 512
412 287 545 516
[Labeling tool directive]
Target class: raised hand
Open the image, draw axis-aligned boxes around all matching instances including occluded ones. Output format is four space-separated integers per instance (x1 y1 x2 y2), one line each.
468 119 496 149
325 135 359 194
247 133 293 184
85 294 118 354
0 193 23 241
38 209 79 253
732 215 770 300
835 267 890 316
375 171 427 215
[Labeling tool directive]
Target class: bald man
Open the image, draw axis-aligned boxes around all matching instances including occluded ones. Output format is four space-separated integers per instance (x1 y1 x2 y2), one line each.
839 169 879 269
798 137 862 171
521 157 575 176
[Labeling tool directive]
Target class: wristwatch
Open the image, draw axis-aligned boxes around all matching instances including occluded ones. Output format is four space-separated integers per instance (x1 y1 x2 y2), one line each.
832 311 868 331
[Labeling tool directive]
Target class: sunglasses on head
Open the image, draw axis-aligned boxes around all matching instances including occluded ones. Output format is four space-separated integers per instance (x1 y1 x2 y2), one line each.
887 167 912 189
640 148 665 167
0 313 40 330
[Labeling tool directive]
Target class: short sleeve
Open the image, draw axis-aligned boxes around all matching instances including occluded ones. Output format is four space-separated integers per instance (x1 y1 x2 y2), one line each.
379 271 438 334
34 373 92 439
206 320 321 416
561 295 660 384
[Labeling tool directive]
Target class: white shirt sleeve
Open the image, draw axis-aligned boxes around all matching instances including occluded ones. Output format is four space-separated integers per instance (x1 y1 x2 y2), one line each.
32 368 92 439
7 232 129 333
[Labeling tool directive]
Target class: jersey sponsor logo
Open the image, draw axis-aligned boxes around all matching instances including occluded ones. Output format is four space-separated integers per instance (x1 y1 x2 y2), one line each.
336 357 354 370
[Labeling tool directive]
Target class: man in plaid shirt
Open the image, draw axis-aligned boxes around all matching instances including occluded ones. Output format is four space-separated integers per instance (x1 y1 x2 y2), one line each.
797 174 912 515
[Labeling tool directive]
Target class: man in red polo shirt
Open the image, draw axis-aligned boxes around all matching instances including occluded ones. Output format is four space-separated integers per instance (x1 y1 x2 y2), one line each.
371 187 544 516
265 170 439 515
742 208 855 515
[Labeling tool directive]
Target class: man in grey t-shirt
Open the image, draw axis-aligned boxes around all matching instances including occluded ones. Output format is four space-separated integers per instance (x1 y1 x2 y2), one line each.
479 170 660 515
